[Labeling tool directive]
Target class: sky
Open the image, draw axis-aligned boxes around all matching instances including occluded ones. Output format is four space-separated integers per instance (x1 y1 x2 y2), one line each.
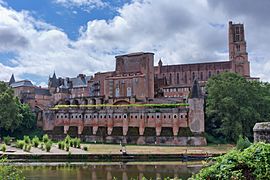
0 0 270 86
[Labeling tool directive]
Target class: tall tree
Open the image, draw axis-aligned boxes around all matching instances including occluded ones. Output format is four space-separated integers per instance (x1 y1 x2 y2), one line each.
205 72 270 143
0 82 21 131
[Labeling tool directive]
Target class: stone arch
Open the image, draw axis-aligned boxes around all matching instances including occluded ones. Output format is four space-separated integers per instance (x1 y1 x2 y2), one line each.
113 100 130 105
72 99 79 105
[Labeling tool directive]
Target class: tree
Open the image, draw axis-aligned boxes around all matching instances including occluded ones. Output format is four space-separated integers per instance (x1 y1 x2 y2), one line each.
0 82 21 131
205 72 270 143
0 81 36 136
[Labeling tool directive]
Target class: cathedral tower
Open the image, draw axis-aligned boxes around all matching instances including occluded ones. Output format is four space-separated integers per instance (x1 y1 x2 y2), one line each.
228 21 250 77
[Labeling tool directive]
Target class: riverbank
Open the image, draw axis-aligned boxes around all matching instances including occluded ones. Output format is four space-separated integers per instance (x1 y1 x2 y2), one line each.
0 143 234 162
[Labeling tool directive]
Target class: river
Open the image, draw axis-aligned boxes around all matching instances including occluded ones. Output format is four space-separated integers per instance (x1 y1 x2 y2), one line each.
18 162 202 180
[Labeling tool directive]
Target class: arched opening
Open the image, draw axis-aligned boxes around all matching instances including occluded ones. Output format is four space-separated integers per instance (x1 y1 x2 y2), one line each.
92 99 96 105
72 99 79 105
65 100 70 105
83 99 88 105
113 100 130 105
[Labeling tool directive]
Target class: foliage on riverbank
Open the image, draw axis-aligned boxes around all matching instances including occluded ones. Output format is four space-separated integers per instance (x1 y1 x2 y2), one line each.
190 142 270 180
0 159 25 180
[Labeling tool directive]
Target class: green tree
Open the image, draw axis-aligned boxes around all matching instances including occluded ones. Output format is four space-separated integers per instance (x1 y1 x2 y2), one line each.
0 82 21 131
205 72 270 143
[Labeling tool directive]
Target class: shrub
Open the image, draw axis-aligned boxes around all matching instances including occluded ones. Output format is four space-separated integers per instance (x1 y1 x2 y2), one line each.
58 141 62 149
190 142 270 180
3 136 11 145
70 139 74 147
61 141 65 150
236 135 251 151
83 145 88 151
66 144 70 151
45 141 52 152
1 144 7 152
75 138 81 148
16 140 25 149
0 159 25 179
42 134 49 143
32 136 40 148
23 136 31 144
64 135 71 145
27 144 32 152
40 142 45 151
24 144 31 152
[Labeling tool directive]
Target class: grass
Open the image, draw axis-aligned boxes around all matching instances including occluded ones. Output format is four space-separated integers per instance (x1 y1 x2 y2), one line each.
86 144 233 155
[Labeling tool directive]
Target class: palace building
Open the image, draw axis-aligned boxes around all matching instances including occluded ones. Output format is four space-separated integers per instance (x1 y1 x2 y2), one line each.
7 21 256 145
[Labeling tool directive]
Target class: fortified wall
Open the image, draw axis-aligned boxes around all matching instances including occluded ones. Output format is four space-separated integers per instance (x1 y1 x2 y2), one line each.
43 80 206 146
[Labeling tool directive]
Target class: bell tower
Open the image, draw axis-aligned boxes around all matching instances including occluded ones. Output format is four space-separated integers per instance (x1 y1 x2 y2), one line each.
228 21 250 77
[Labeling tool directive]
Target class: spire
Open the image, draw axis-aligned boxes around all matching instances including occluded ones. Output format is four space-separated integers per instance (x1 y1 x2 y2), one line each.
9 74 15 85
190 78 202 98
50 72 58 88
158 59 163 66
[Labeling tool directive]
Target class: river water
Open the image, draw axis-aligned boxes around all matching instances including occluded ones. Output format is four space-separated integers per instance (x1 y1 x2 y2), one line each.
18 162 202 180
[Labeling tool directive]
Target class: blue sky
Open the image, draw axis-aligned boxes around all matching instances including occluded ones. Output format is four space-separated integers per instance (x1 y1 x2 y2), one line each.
0 0 270 86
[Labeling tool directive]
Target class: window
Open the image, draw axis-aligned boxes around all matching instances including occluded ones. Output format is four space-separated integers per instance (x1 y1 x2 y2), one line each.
127 87 132 97
85 115 88 119
174 115 177 118
157 115 160 118
208 71 212 78
115 87 120 97
124 115 127 118
236 44 240 52
135 115 137 119
200 72 203 80
177 73 180 84
140 115 143 119
119 115 122 118
192 72 195 80
164 115 166 118
169 73 172 84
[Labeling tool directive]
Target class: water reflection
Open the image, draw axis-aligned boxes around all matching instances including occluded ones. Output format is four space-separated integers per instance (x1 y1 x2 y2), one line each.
19 162 202 180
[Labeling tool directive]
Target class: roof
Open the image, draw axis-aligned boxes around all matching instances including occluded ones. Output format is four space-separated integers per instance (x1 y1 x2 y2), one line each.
34 88 51 96
70 75 91 88
10 80 33 88
115 52 154 58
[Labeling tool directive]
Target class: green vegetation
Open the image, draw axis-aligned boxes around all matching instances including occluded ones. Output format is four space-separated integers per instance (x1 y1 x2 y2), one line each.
0 159 25 179
16 140 25 149
1 144 6 152
0 82 37 138
42 134 49 143
83 145 88 151
45 141 52 152
190 142 270 180
206 72 270 143
52 103 189 110
3 136 12 145
32 136 40 148
236 135 251 151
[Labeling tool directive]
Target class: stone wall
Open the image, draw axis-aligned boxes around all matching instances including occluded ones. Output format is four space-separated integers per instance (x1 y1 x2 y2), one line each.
253 122 270 143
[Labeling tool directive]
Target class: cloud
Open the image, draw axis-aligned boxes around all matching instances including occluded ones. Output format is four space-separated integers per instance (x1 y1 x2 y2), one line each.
54 0 108 12
0 0 270 84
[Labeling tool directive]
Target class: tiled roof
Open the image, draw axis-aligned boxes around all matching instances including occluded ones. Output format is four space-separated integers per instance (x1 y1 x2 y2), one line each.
10 80 33 88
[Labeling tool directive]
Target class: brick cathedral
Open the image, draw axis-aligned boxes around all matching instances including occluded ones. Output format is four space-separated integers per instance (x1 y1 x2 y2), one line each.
6 22 257 145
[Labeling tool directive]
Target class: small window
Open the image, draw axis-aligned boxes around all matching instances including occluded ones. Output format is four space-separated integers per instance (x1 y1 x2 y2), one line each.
119 115 122 118
61 115 63 118
174 115 177 119
104 115 106 118
85 115 88 118
56 115 59 119
131 115 133 119
152 115 154 118
180 115 183 118
108 115 111 118
147 115 149 119
164 115 166 118
157 115 159 118
71 116 73 118
93 115 96 118
100 115 102 119
124 115 127 118
168 115 171 119
140 115 143 119
115 115 117 118
90 115 92 118
135 115 137 119
79 115 82 118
